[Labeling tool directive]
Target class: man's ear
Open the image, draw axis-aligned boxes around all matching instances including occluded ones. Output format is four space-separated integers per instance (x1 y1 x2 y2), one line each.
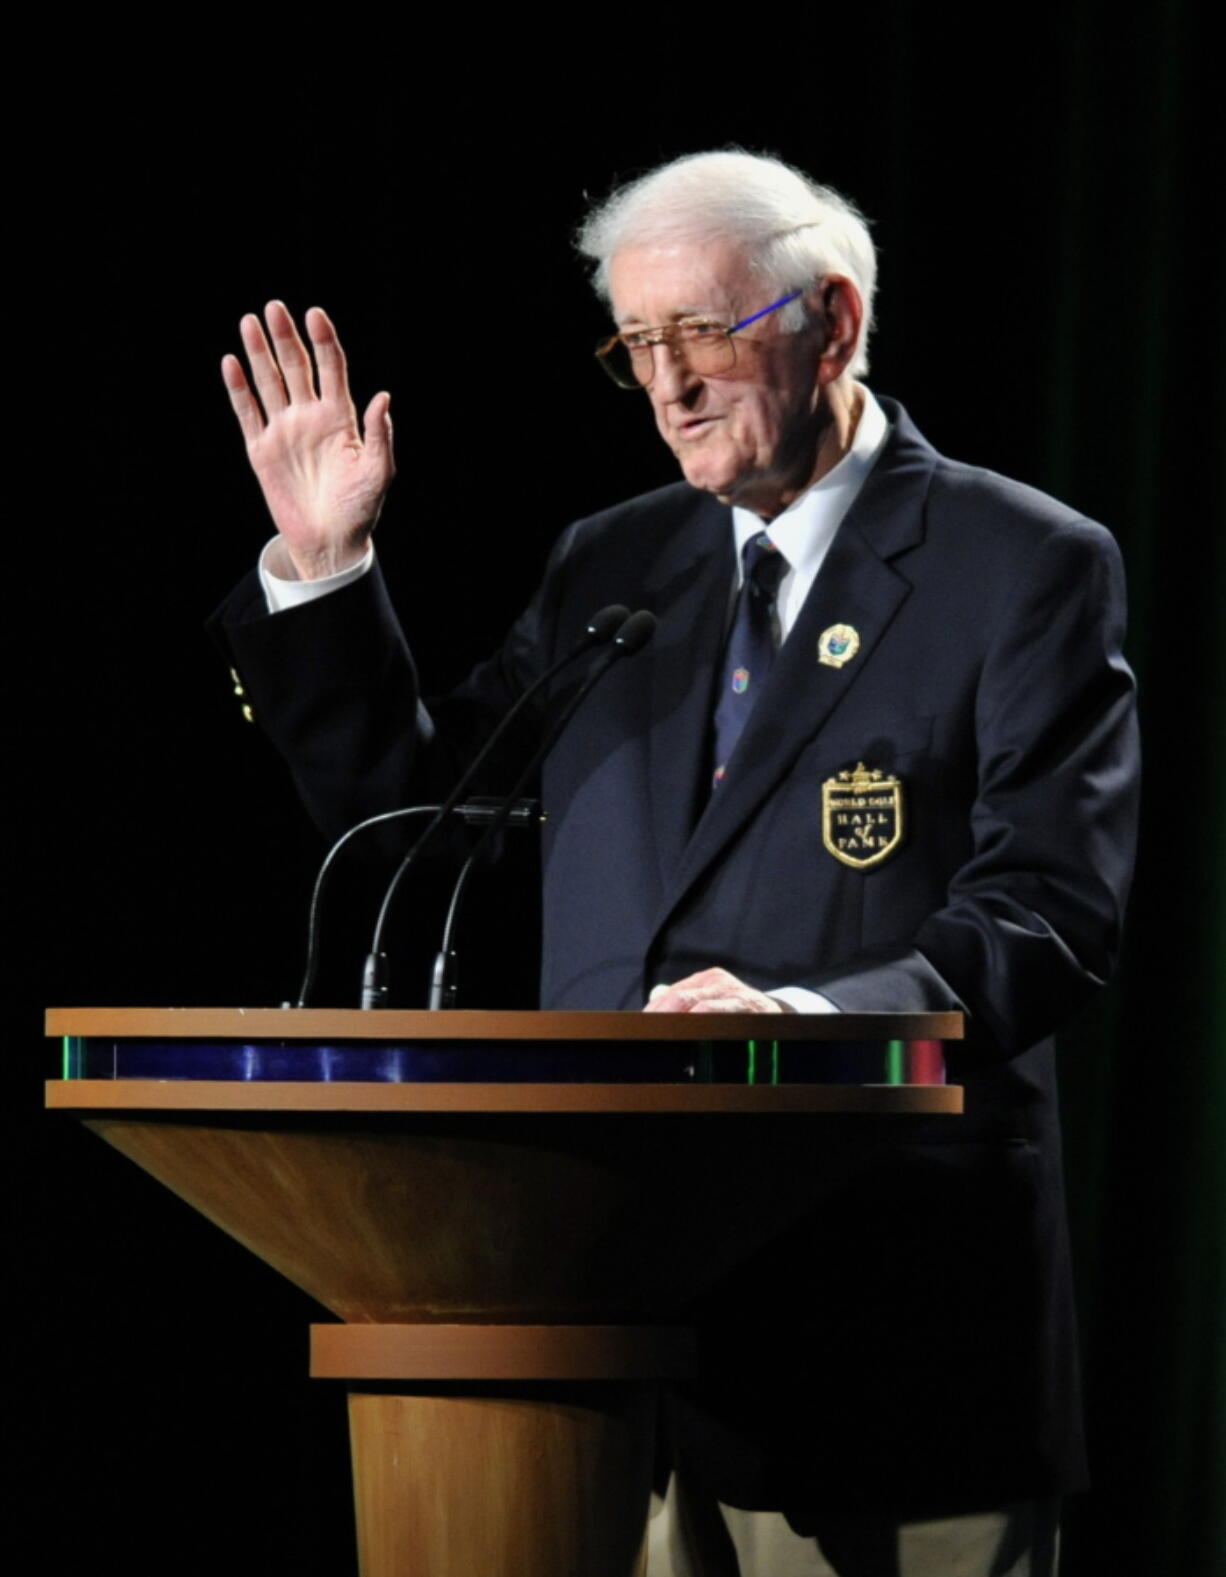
811 275 863 386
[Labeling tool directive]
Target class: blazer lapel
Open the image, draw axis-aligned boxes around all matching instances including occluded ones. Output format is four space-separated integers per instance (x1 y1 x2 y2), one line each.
642 493 736 887
648 405 937 938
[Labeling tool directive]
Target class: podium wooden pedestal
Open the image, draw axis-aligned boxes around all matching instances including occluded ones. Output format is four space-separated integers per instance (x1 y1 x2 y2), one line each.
47 1007 962 1576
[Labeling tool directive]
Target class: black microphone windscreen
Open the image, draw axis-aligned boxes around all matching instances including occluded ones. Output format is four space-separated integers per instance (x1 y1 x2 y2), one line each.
612 609 657 656
584 604 632 644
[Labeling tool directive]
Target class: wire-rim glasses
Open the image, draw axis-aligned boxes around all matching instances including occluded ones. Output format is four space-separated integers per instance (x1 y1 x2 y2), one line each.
594 288 804 390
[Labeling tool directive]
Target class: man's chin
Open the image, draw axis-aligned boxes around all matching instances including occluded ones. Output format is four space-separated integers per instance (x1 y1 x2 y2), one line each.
677 456 739 499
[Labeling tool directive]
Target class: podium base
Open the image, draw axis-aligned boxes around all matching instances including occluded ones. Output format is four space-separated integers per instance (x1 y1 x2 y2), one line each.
349 1385 654 1577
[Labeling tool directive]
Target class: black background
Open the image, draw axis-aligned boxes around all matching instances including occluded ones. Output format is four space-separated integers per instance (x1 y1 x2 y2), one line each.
19 9 1222 1573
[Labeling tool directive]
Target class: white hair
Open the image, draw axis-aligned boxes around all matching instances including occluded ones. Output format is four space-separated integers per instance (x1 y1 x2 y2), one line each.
577 149 877 378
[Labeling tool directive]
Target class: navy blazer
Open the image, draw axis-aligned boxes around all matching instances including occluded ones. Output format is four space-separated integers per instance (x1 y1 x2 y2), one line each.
216 399 1140 1517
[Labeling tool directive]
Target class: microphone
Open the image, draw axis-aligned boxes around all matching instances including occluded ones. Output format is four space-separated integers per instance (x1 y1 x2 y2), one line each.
609 607 657 657
580 604 634 644
357 605 632 1009
292 798 540 1007
427 609 658 1010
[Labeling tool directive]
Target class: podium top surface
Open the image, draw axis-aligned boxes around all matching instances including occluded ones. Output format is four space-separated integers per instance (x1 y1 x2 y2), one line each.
46 1007 964 1042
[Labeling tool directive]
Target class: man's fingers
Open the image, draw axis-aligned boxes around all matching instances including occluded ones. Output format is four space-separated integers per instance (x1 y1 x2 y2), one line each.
642 968 781 1013
265 300 317 403
239 312 288 416
647 986 774 1012
307 306 350 404
687 996 775 1014
221 354 267 444
361 392 395 477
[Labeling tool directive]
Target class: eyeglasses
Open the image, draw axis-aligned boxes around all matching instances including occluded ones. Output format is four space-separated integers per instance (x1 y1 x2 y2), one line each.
594 289 804 390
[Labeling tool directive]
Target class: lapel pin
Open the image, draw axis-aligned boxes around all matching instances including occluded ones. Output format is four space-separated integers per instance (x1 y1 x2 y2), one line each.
818 623 861 668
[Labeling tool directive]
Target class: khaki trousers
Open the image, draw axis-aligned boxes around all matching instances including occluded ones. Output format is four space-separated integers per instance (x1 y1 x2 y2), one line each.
644 1477 1060 1577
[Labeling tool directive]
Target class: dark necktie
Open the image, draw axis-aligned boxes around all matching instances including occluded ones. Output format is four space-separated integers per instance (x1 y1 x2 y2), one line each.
711 532 788 790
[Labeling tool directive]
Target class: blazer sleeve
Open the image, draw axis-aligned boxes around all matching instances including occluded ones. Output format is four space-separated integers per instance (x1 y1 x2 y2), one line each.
209 534 574 842
211 563 441 840
802 518 1140 1056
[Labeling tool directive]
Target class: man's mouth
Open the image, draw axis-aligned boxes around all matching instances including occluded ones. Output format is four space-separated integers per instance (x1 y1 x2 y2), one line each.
675 415 719 440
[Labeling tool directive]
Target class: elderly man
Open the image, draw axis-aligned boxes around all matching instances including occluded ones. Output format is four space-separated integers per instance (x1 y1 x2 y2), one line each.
216 152 1139 1576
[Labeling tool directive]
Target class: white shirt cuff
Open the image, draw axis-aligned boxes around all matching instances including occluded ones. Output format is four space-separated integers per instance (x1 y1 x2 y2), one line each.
769 986 841 1014
259 538 375 614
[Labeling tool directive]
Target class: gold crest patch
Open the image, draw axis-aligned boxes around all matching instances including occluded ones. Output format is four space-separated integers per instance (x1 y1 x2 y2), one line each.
822 762 905 868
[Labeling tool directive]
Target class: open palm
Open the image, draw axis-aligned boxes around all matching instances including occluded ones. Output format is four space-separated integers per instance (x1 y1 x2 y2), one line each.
223 302 395 580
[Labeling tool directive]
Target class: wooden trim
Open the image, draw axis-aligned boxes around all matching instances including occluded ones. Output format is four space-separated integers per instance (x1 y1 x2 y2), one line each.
46 1079 963 1114
311 1324 697 1380
45 1006 964 1041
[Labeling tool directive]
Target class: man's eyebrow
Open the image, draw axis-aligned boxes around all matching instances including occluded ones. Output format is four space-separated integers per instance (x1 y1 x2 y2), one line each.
615 305 725 327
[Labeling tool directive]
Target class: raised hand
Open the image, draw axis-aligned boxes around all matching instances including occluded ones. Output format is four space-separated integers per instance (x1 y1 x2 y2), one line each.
222 302 395 580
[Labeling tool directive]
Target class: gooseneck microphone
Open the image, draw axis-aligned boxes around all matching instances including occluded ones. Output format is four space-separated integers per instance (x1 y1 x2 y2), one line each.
356 605 635 1009
293 797 540 1007
427 608 658 1010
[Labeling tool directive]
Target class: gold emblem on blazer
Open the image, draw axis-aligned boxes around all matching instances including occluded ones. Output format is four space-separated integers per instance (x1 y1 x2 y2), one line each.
822 762 905 868
817 623 861 668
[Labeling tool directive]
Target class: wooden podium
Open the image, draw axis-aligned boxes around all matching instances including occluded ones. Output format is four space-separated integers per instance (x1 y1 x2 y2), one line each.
47 1007 962 1577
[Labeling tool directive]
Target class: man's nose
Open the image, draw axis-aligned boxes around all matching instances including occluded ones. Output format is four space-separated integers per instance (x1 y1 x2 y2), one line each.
649 339 700 400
